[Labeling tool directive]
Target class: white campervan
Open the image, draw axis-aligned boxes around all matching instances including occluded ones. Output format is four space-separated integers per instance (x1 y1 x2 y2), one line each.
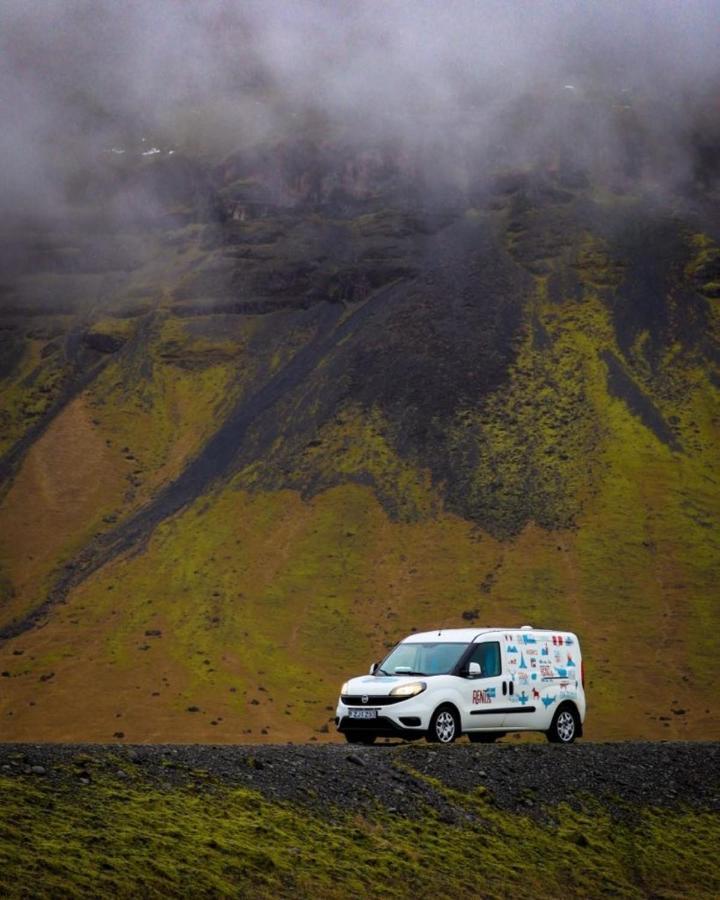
336 626 585 745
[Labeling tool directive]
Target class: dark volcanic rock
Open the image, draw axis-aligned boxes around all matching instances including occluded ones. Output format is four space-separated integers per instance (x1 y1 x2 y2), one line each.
601 350 681 451
82 331 125 354
0 742 717 821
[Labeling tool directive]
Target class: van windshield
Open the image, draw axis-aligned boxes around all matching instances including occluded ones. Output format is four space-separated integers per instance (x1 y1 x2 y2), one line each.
379 642 468 676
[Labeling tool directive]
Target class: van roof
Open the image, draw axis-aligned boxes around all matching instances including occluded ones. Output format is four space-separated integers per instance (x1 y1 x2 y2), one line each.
401 627 577 644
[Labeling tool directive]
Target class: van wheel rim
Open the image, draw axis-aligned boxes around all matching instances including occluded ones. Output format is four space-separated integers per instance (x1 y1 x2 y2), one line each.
436 711 456 742
557 711 575 741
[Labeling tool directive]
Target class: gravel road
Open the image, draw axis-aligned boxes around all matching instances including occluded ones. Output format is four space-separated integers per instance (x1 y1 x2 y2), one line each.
1 741 718 820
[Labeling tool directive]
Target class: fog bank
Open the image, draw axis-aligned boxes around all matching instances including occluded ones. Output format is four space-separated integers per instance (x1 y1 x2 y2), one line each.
1 1 719 219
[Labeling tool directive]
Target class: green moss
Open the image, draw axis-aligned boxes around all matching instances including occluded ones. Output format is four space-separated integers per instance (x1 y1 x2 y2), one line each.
572 232 624 290
86 313 242 486
445 280 613 536
86 317 138 341
276 403 440 521
0 772 717 899
686 233 720 301
0 331 69 456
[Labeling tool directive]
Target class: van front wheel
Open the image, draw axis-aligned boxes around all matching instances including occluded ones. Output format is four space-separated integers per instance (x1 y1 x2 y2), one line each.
427 706 459 744
546 705 579 744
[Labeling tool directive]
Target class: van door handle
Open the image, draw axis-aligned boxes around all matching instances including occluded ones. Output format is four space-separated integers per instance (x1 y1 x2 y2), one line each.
502 681 507 696
509 681 514 696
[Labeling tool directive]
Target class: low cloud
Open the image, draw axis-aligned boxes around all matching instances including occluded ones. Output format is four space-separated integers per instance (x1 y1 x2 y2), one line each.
1 0 719 222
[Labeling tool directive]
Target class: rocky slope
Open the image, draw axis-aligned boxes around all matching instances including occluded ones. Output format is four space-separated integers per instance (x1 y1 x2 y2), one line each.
0 120 719 742
0 741 718 898
2 740 718 816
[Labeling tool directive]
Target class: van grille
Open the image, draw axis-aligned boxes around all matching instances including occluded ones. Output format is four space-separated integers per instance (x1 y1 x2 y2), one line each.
341 695 406 706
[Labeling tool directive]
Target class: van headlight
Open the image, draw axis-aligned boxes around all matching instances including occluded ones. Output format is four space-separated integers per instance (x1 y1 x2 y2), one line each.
340 682 349 695
389 681 426 698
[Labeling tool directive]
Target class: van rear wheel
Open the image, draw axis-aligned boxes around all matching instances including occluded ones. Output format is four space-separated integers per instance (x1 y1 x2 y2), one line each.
546 705 579 744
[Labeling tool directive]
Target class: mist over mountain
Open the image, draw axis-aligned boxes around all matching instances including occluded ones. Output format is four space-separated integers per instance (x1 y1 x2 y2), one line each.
2 0 720 224
0 2 718 744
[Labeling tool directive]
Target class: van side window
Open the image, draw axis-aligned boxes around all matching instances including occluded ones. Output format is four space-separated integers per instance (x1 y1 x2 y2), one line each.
468 641 501 677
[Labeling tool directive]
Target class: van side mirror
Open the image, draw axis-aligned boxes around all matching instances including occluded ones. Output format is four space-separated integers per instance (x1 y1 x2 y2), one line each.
369 662 379 675
467 662 481 677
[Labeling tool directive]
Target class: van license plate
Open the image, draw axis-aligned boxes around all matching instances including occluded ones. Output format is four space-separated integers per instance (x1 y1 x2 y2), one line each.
349 709 377 719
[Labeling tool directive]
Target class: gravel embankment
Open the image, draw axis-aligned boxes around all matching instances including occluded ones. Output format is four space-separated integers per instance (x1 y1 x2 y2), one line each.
1 742 718 820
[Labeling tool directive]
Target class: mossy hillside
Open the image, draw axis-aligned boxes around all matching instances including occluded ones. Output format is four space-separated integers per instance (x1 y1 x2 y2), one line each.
0 303 326 628
0 395 132 627
0 224 185 460
443 281 607 536
0 321 74 457
0 172 718 742
0 484 441 741
0 771 718 899
246 402 442 521
84 304 343 502
0 481 501 741
685 233 720 299
2 237 718 736
570 235 719 722
237 210 717 542
86 315 239 500
440 214 716 539
514 233 720 729
227 210 530 532
0 227 182 464
84 315 139 343
575 382 719 725
1 260 717 739
0 312 240 630
0 288 416 638
1 469 717 741
571 232 625 292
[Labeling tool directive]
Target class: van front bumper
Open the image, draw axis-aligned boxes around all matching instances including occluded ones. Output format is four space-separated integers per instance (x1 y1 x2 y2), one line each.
336 714 426 740
335 698 428 739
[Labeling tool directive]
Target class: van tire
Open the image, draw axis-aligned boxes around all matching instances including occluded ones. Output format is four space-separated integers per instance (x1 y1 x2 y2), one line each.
345 732 376 745
427 705 460 744
468 732 500 743
546 704 579 744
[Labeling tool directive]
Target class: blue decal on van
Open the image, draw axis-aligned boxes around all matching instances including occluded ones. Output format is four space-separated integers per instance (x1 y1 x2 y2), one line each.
542 695 557 708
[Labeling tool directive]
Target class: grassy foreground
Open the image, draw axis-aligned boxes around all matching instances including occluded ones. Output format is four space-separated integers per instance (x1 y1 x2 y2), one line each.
0 769 718 899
